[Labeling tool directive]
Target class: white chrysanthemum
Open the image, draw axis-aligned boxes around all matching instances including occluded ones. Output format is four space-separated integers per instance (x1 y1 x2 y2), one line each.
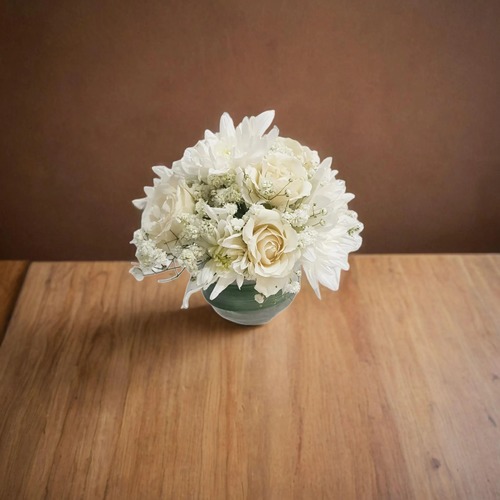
301 159 363 297
181 202 247 307
172 110 279 182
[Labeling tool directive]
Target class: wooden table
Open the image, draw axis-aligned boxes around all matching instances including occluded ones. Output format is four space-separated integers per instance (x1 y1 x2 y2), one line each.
0 256 499 499
0 261 29 343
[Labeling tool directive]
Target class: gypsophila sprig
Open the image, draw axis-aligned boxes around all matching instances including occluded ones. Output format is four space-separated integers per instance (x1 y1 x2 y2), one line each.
130 111 363 307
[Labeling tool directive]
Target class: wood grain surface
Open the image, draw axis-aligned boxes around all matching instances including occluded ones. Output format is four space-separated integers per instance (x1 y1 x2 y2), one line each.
0 256 499 499
0 260 29 343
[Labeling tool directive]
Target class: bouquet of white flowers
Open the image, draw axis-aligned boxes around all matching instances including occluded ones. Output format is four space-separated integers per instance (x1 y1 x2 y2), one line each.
130 111 363 309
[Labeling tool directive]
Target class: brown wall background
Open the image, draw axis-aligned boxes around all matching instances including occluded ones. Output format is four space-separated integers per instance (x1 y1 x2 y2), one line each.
1 0 499 260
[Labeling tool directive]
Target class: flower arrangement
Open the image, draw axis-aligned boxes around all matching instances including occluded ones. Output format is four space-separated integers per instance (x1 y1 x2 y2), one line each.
130 111 363 309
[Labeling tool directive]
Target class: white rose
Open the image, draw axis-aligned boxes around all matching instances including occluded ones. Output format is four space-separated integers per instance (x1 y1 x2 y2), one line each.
134 166 195 245
274 137 320 172
242 151 312 209
242 207 300 296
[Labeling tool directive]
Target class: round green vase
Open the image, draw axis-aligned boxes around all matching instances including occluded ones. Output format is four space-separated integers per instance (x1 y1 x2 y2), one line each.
202 281 296 326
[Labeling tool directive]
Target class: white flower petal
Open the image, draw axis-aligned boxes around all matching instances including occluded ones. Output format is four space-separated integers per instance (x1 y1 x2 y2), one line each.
254 275 288 297
209 276 235 300
219 112 235 136
181 279 203 309
254 293 265 304
253 110 275 136
129 266 145 281
152 165 169 177
132 197 147 209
